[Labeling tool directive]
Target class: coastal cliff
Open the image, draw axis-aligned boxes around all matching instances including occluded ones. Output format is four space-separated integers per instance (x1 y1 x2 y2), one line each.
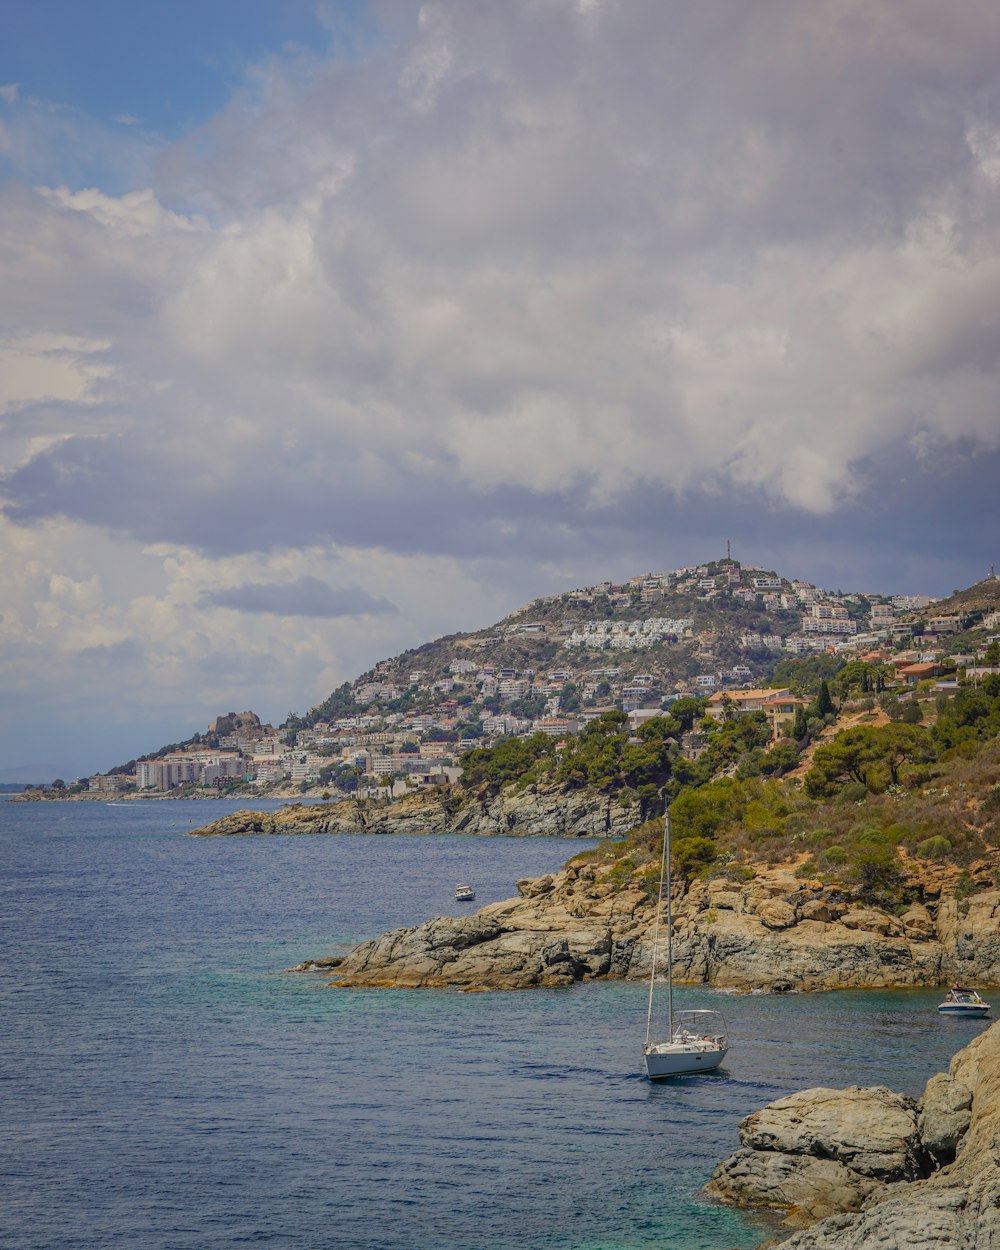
302 853 1000 992
190 785 643 839
707 1019 1000 1247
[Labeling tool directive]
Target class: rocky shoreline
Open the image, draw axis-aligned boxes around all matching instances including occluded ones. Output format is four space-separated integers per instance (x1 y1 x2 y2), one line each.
296 854 1000 992
190 786 643 839
707 1018 1000 1247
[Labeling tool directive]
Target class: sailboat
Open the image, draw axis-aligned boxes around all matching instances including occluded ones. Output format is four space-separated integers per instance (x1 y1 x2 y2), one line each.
643 809 728 1079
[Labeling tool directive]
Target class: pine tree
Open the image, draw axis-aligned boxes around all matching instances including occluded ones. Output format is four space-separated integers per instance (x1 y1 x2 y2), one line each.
815 679 836 718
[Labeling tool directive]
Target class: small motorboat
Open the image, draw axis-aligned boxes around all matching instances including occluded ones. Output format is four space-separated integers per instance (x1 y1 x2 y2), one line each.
455 884 476 902
938 985 991 1017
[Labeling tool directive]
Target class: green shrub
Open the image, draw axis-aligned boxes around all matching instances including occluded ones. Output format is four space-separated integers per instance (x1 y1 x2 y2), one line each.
793 827 833 848
823 845 848 865
852 846 906 906
671 836 717 879
916 835 952 860
852 824 895 848
609 857 636 886
952 871 987 901
837 781 870 804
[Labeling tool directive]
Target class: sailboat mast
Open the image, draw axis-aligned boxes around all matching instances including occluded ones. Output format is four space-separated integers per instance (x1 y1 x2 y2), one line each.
665 810 674 1036
644 802 669 1047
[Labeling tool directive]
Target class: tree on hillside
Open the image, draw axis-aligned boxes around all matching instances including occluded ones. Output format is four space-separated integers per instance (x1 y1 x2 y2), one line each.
666 696 706 733
788 705 809 742
460 733 557 794
804 723 935 797
671 777 747 841
813 679 836 718
933 675 1000 750
771 653 845 697
834 661 886 699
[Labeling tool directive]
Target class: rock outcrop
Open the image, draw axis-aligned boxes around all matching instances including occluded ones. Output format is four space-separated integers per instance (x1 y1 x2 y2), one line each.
190 786 642 840
707 1021 1000 1248
317 857 1000 992
706 1086 925 1226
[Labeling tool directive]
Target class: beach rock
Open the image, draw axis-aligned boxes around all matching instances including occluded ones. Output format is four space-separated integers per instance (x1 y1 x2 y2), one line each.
705 1149 877 1226
900 904 936 941
326 895 621 990
839 908 896 937
774 1187 983 1250
517 875 554 898
313 854 983 992
708 889 743 911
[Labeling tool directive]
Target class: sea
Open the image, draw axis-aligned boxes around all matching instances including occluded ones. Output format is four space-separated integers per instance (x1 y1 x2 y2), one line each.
1 797 991 1250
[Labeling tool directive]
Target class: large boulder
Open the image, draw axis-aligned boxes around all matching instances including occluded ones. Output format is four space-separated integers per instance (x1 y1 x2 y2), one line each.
737 1086 926 1182
756 898 798 930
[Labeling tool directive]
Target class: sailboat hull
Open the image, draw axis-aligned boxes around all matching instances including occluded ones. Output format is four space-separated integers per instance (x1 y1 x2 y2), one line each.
644 1043 727 1079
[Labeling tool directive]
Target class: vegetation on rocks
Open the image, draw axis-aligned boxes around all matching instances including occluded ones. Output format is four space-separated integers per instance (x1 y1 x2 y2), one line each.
307 678 1000 994
556 677 1000 916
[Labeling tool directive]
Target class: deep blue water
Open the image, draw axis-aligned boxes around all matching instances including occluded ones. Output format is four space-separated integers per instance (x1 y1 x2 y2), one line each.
1 798 991 1250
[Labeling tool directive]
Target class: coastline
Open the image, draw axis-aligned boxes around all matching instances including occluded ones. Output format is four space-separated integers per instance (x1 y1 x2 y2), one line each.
189 785 643 839
9 785 343 803
296 851 1000 993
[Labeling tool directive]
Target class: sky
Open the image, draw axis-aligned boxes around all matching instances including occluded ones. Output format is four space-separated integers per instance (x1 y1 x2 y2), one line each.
2 1 1000 780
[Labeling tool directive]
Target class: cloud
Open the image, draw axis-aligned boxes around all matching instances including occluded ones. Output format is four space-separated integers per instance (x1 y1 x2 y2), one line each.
200 575 398 618
3 2 1000 558
3 1 1000 775
78 638 143 663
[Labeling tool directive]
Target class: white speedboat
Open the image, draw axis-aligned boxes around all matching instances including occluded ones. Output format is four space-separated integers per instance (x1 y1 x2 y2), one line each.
643 811 728 1079
455 884 476 902
938 986 991 1017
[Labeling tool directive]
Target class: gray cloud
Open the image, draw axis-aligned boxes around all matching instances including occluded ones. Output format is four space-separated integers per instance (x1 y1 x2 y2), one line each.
4 3 1000 566
77 639 143 663
200 576 398 618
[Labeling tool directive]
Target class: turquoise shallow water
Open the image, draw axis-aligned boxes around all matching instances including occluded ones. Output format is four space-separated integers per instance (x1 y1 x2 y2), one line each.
0 798 990 1250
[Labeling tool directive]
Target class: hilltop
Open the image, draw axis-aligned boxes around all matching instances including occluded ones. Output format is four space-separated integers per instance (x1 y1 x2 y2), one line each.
918 575 1000 619
290 558 864 734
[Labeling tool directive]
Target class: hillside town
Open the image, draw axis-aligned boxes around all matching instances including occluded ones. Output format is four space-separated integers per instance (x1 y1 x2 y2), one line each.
77 559 1000 799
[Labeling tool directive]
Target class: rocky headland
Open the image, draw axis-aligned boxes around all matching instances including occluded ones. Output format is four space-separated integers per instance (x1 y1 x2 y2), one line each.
190 784 643 839
292 850 1000 993
707 1018 1000 1247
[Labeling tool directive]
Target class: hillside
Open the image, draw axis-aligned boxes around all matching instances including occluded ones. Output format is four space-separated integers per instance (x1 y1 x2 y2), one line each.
72 558 1000 796
914 575 1000 619
285 556 929 738
286 682 1000 992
